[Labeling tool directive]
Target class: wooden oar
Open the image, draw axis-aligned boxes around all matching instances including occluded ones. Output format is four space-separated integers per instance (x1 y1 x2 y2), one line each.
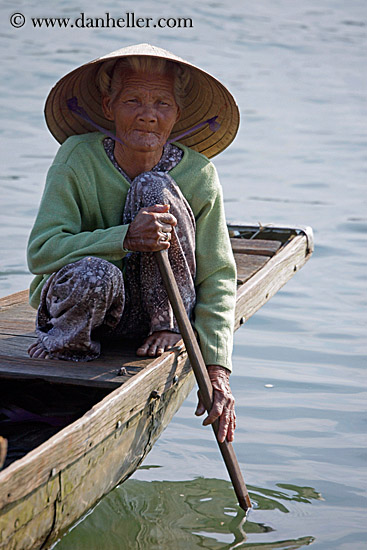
155 249 252 513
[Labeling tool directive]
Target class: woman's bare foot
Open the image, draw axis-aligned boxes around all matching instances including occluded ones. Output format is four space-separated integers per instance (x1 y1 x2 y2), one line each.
136 330 182 357
28 341 50 359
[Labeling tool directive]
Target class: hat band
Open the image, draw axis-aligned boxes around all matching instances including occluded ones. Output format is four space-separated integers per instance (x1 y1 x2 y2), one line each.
67 97 220 147
67 97 125 145
167 116 220 143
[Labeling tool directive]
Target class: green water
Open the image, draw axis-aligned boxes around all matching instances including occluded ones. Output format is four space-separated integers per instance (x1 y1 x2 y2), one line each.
55 478 319 549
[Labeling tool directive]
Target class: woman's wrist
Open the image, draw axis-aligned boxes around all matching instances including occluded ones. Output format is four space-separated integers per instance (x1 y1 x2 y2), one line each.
207 365 231 380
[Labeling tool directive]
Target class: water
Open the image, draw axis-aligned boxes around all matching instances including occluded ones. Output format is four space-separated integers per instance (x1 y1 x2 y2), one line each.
1 0 366 548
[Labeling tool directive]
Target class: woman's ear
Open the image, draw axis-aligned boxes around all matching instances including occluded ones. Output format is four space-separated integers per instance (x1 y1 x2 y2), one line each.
102 95 114 121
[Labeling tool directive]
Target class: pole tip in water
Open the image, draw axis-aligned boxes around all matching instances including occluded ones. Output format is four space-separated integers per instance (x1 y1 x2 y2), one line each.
239 496 252 516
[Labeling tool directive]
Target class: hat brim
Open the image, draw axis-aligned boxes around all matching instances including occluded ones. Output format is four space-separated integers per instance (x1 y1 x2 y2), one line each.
44 43 240 158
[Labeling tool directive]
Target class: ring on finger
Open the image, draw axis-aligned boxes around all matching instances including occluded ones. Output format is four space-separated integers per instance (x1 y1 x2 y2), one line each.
161 231 170 242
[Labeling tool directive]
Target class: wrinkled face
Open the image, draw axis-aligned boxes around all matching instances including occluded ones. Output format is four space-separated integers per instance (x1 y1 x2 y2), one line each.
102 71 180 153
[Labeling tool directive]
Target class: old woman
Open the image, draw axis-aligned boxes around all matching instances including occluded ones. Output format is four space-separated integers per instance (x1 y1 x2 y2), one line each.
27 44 239 442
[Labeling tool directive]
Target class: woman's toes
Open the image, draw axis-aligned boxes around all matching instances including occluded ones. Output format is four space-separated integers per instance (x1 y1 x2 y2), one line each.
136 343 149 356
28 341 50 359
147 344 158 357
136 332 181 357
32 347 45 358
28 342 38 356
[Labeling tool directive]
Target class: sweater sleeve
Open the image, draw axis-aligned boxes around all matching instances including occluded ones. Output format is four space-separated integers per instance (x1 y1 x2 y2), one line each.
192 165 237 372
27 163 129 276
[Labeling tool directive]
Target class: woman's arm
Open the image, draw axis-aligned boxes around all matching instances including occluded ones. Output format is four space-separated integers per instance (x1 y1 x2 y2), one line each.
27 163 130 275
192 170 237 373
191 164 237 441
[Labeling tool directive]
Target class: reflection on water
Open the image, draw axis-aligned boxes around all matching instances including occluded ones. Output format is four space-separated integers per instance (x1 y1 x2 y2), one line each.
55 477 318 549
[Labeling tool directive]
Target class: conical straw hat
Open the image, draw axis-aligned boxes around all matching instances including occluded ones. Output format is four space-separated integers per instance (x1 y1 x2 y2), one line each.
44 43 239 158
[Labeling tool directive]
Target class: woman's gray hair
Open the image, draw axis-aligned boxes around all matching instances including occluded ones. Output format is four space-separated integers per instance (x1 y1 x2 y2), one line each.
97 56 191 108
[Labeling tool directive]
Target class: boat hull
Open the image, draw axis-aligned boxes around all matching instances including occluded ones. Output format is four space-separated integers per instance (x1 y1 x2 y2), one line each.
0 359 194 550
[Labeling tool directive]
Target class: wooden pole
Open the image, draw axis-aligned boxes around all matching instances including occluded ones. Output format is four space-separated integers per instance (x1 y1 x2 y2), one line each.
155 249 252 512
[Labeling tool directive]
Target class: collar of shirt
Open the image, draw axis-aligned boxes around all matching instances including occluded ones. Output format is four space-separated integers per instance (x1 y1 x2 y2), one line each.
103 138 183 184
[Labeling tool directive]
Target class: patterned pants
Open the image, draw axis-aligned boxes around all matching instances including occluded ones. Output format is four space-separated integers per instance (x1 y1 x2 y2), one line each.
35 172 196 361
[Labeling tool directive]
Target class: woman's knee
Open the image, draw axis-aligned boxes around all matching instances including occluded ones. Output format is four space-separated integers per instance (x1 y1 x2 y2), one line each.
47 257 123 301
132 173 177 206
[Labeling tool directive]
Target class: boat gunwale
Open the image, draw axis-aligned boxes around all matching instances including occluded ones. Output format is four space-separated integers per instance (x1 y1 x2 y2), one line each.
234 231 312 328
228 222 314 254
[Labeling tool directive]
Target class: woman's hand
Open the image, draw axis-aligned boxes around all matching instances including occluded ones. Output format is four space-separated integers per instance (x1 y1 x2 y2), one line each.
124 204 177 252
195 365 236 443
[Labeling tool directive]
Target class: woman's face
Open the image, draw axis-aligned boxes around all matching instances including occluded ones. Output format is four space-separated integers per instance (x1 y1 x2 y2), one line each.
102 70 180 154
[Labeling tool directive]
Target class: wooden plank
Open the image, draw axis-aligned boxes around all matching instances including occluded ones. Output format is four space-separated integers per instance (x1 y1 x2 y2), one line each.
0 305 35 323
0 302 36 337
0 335 39 354
234 234 311 328
230 238 282 256
0 474 60 550
0 290 29 309
0 337 166 388
0 355 133 389
0 291 36 338
0 321 36 335
234 253 270 284
0 326 183 388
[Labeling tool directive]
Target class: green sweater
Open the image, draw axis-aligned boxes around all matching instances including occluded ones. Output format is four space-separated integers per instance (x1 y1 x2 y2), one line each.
27 132 236 371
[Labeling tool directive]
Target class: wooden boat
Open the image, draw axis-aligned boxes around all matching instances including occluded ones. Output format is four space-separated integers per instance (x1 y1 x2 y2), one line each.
0 223 313 550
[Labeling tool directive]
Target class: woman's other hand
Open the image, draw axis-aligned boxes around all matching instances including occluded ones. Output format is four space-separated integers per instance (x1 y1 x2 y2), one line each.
195 365 236 443
124 204 177 252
